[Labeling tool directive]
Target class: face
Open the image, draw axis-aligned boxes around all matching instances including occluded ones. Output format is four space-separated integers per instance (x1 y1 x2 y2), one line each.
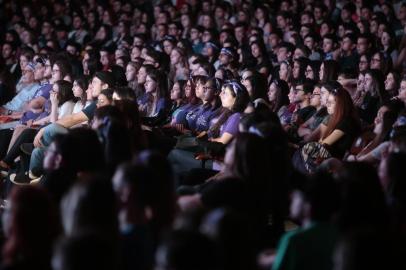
319 63 324 81
323 38 334 53
277 47 289 63
359 55 369 72
170 49 180 65
341 37 353 52
1 44 13 59
303 37 314 51
356 38 368 55
305 65 314 79
220 86 236 110
131 47 141 61
381 32 390 46
399 81 406 102
374 106 389 127
34 62 45 81
288 87 296 103
219 53 231 66
310 86 321 107
185 80 192 98
97 94 110 108
293 61 300 79
195 80 205 99
21 67 34 84
279 62 289 81
268 83 278 102
144 75 157 94
72 80 83 98
170 82 182 100
370 53 381 69
51 64 62 83
357 74 365 91
320 86 330 106
163 40 173 55
126 64 136 82
202 81 216 103
100 51 110 67
90 76 105 98
320 23 330 37
364 73 373 92
137 67 147 84
19 55 29 70
251 43 260 58
294 85 306 103
385 73 395 90
326 94 336 115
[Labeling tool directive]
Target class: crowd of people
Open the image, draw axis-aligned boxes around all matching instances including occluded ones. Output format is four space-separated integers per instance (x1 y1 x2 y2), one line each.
0 0 406 269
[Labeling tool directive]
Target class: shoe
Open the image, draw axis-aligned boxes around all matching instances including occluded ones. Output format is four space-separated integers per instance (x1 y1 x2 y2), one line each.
20 143 34 155
29 176 42 185
9 172 32 185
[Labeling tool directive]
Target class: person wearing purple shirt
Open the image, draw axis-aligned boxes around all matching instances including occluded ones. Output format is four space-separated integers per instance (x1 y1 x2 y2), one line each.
168 80 250 178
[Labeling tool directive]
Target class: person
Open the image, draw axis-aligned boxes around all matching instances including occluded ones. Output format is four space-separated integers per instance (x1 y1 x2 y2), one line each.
138 69 170 126
318 84 361 159
2 186 59 270
358 69 388 125
272 172 339 270
27 71 115 180
168 80 249 177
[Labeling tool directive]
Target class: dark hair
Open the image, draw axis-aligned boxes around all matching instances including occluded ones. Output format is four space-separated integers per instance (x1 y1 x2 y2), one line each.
245 71 267 101
113 87 136 101
320 60 339 83
337 162 389 232
3 186 59 268
54 80 74 105
208 80 249 138
73 75 90 105
302 172 340 221
54 58 72 79
269 79 289 113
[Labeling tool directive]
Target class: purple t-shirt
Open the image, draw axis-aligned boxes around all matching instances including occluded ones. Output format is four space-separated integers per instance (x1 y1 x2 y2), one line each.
20 100 51 125
33 83 52 99
220 112 241 136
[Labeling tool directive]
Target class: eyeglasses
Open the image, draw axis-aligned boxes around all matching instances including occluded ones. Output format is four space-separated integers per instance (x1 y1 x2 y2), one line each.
371 58 381 62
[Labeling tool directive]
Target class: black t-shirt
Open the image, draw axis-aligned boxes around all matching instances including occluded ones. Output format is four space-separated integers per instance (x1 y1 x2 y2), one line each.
292 105 316 126
82 101 97 120
358 93 380 125
328 118 360 159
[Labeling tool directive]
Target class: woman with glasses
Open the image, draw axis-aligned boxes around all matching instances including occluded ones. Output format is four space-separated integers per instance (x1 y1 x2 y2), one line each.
168 80 249 177
304 61 321 82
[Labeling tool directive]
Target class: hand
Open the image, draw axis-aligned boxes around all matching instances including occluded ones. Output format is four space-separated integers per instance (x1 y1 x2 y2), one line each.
33 128 44 148
26 119 33 127
50 91 58 105
196 131 207 139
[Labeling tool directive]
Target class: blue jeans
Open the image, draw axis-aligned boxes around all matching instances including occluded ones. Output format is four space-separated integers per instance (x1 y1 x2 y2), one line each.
29 124 68 175
168 148 213 184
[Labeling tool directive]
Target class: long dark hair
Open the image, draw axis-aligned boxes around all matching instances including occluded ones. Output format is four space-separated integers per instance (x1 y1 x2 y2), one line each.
269 79 289 113
322 84 360 139
73 75 90 106
55 80 75 105
365 69 389 105
245 71 267 101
